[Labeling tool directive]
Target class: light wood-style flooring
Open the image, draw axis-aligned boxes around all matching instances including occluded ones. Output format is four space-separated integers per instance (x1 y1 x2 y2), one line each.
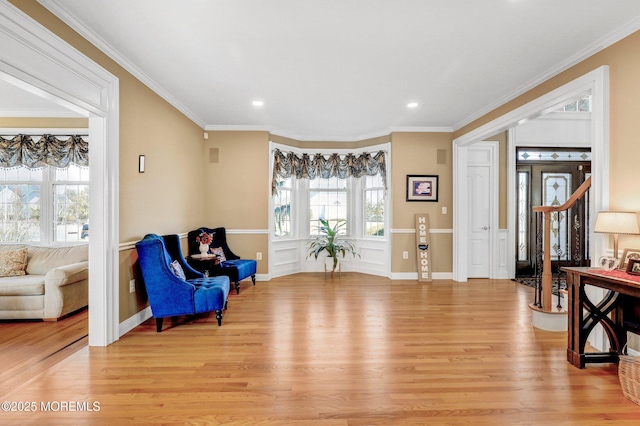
1 274 639 425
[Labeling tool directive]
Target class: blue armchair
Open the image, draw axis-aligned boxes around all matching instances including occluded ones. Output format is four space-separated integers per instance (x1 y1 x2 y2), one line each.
162 234 205 280
187 227 257 294
135 234 230 331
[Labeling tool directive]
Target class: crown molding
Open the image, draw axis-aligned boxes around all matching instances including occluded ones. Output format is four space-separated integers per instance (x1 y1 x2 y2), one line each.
38 0 206 129
205 125 272 133
453 15 640 132
389 126 453 133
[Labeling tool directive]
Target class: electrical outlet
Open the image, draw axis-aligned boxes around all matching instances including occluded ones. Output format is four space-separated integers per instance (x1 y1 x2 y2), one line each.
256 252 262 260
402 251 409 259
129 279 136 293
442 206 447 214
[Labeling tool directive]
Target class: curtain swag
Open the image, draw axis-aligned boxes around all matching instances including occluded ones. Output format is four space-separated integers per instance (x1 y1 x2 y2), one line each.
272 148 386 196
0 134 88 169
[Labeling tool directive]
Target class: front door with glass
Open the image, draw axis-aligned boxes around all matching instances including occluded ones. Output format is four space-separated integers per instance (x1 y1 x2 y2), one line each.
516 148 591 277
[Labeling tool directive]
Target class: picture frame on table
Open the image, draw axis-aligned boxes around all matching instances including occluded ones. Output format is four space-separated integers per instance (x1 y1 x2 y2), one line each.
626 258 640 275
619 248 640 270
406 175 439 202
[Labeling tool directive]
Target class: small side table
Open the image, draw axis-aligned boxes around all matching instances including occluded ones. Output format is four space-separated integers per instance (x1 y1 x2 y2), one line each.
188 253 219 277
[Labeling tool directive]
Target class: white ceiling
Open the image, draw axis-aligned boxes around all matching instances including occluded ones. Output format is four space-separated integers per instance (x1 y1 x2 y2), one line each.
5 1 640 140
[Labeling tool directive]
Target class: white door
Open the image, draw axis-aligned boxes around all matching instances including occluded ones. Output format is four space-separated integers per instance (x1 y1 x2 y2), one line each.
467 164 491 277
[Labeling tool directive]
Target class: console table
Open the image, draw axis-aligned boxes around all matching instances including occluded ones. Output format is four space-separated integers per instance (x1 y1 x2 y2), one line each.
562 267 640 368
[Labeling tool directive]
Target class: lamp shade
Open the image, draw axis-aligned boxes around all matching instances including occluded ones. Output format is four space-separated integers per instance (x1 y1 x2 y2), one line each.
594 211 640 235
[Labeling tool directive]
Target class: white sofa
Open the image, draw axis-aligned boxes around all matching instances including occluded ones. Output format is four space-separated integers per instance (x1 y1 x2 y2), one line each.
0 244 88 320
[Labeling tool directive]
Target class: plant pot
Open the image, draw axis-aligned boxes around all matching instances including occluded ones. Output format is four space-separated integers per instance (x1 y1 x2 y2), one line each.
324 256 340 276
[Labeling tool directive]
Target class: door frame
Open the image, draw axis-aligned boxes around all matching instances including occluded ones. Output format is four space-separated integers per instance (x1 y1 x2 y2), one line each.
0 2 120 346
454 66 610 282
466 141 499 278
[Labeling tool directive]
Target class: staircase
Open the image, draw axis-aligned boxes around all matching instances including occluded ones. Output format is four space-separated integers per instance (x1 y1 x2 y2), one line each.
529 176 592 330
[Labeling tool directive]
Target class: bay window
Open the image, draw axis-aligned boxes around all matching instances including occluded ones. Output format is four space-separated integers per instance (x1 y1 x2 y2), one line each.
270 142 390 276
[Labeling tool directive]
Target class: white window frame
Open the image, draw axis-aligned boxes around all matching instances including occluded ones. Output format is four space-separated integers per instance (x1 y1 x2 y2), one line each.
308 175 352 237
362 174 386 239
0 165 90 245
273 175 294 238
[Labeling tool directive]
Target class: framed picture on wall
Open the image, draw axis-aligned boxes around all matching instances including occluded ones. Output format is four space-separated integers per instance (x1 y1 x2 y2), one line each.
406 175 439 202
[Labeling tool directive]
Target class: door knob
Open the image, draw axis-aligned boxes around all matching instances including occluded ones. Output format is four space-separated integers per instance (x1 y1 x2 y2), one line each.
481 226 489 230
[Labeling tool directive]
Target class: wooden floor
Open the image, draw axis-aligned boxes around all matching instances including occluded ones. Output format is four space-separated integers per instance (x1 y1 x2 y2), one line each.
0 308 88 396
1 274 639 425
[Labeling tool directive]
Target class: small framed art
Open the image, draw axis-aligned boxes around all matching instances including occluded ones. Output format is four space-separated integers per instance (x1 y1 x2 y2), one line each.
627 258 640 275
619 248 640 270
406 175 438 202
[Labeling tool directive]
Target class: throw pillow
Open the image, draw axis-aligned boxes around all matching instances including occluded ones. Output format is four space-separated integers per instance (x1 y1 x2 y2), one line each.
0 247 28 277
170 260 186 280
211 247 227 262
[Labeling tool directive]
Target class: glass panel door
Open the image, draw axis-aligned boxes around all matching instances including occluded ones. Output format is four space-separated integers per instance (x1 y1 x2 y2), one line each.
515 160 590 277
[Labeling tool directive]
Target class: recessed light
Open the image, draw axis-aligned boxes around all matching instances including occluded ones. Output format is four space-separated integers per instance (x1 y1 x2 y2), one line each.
407 102 418 108
252 100 264 107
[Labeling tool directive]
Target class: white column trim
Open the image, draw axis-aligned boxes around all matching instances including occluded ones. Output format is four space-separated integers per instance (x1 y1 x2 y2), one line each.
0 1 120 346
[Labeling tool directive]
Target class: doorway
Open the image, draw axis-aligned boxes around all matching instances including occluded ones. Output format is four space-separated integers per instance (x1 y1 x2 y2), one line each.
515 148 591 277
0 3 120 346
453 66 609 283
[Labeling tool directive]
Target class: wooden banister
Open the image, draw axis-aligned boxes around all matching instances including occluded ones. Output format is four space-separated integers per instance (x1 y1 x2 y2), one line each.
533 176 592 214
532 176 591 312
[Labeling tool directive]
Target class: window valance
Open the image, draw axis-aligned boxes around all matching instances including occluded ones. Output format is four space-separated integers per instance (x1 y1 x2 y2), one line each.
0 134 88 169
272 148 386 195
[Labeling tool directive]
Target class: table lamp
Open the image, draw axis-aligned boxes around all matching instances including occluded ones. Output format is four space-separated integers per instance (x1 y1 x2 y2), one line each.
594 211 640 259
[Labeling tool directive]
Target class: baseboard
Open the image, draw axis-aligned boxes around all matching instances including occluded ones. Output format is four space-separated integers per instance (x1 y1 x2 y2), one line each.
389 272 453 280
119 306 152 337
628 348 640 356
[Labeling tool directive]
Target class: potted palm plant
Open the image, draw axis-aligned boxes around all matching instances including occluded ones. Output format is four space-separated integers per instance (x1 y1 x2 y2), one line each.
307 218 359 276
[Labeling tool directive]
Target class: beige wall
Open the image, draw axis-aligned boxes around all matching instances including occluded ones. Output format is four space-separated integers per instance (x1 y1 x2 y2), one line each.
0 117 88 128
11 0 207 321
390 132 453 273
204 131 270 274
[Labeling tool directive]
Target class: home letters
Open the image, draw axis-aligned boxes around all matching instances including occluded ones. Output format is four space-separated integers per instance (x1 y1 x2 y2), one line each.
415 214 432 282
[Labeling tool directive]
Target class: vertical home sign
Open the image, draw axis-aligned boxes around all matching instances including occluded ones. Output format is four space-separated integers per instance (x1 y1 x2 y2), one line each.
415 214 432 282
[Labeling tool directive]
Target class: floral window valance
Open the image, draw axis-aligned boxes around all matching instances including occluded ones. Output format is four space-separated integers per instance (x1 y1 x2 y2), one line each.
0 134 88 169
272 148 386 195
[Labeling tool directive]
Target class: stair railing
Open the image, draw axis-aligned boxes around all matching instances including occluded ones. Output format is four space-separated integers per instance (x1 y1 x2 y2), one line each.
532 176 591 312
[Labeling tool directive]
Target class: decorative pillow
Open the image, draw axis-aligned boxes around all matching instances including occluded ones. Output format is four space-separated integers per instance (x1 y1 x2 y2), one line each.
0 247 28 277
170 260 186 280
211 247 227 262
